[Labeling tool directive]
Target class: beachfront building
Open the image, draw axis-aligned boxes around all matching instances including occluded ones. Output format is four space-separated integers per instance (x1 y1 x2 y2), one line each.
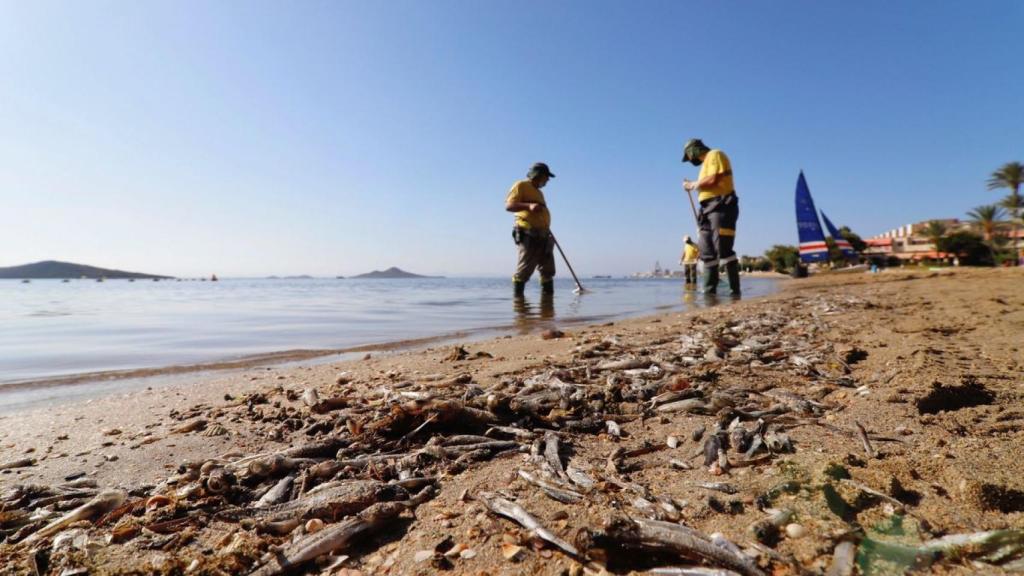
631 261 685 278
864 219 963 263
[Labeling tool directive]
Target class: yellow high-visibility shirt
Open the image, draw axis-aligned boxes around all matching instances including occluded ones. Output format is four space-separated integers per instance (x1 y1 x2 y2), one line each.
505 179 551 229
696 149 734 203
683 243 699 263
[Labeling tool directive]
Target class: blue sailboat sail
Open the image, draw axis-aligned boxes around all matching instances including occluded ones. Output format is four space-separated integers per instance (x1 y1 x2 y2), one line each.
795 172 829 262
820 210 857 260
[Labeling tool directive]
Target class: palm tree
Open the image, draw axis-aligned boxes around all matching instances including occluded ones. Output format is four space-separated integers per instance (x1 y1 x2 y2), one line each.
921 220 949 262
967 205 1005 241
988 162 1023 264
922 220 947 247
968 205 1006 263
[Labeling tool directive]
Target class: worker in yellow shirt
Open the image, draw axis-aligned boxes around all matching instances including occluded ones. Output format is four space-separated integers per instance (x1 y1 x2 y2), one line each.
505 162 556 296
679 235 699 286
682 139 740 296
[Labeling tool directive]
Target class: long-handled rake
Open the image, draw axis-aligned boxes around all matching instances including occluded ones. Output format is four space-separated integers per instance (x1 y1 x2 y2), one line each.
550 233 588 294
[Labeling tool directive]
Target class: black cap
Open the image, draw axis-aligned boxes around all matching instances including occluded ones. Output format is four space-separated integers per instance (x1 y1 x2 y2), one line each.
682 138 706 163
528 162 555 179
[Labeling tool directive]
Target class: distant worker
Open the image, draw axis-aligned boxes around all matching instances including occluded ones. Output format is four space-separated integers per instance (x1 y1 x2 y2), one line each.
682 139 741 295
679 235 699 286
506 162 556 296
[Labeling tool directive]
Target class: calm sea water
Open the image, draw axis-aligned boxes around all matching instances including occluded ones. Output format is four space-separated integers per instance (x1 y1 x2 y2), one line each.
0 276 776 395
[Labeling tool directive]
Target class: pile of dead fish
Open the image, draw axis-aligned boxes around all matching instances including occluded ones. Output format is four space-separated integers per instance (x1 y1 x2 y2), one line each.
2 294 1021 575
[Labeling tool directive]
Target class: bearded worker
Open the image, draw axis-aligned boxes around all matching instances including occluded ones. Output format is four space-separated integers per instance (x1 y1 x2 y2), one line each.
505 162 556 296
682 139 741 296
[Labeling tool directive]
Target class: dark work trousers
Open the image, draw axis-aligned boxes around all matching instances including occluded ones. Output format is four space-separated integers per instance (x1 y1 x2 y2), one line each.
698 193 740 271
513 227 556 283
683 263 697 284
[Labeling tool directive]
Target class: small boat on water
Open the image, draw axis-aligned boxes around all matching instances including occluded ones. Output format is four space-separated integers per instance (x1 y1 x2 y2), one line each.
21 279 30 284
211 274 219 282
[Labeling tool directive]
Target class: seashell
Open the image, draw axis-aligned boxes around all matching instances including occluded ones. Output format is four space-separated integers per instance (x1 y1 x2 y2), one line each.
786 523 807 538
304 518 324 533
201 424 228 437
666 435 679 449
501 543 525 561
146 495 172 510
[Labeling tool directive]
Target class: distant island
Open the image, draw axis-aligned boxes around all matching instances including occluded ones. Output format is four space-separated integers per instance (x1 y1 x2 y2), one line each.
351 267 442 279
0 260 172 280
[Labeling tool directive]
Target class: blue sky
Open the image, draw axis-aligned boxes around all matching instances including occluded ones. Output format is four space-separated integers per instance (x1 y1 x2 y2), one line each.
1 1 1020 277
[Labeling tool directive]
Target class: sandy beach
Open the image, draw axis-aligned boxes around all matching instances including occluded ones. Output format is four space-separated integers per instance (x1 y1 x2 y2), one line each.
1 268 1022 575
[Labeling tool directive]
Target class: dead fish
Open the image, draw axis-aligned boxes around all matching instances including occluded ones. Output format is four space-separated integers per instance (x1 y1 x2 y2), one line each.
170 419 207 434
692 425 706 442
729 427 752 454
670 459 693 471
23 490 126 544
602 517 765 576
544 432 570 483
565 464 596 491
247 455 314 479
597 358 650 371
649 568 743 576
702 434 725 467
657 398 708 414
249 501 406 576
205 468 236 494
479 492 578 556
255 476 295 508
0 458 36 471
763 431 793 454
262 480 406 522
693 482 738 495
518 470 583 504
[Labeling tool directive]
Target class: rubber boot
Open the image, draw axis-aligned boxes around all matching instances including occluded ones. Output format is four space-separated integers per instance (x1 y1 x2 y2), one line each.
702 266 719 294
540 279 554 295
513 279 526 297
726 261 741 296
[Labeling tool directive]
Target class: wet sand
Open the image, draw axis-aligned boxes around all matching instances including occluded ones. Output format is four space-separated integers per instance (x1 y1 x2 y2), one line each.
1 267 1021 575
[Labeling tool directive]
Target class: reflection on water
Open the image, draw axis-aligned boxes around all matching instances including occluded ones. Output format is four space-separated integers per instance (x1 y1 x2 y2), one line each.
0 277 777 386
512 292 556 331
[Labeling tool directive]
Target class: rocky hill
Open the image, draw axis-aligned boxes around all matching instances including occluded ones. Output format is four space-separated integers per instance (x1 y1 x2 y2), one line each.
0 260 172 279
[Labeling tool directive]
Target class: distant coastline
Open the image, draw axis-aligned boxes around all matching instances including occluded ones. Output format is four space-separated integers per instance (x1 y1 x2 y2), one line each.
0 260 172 280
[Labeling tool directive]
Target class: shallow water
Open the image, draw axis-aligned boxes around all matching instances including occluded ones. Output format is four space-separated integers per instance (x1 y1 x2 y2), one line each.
0 276 776 396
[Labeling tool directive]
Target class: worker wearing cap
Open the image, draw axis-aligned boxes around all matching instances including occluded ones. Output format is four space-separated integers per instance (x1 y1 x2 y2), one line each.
506 162 556 296
679 235 699 286
682 139 740 295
